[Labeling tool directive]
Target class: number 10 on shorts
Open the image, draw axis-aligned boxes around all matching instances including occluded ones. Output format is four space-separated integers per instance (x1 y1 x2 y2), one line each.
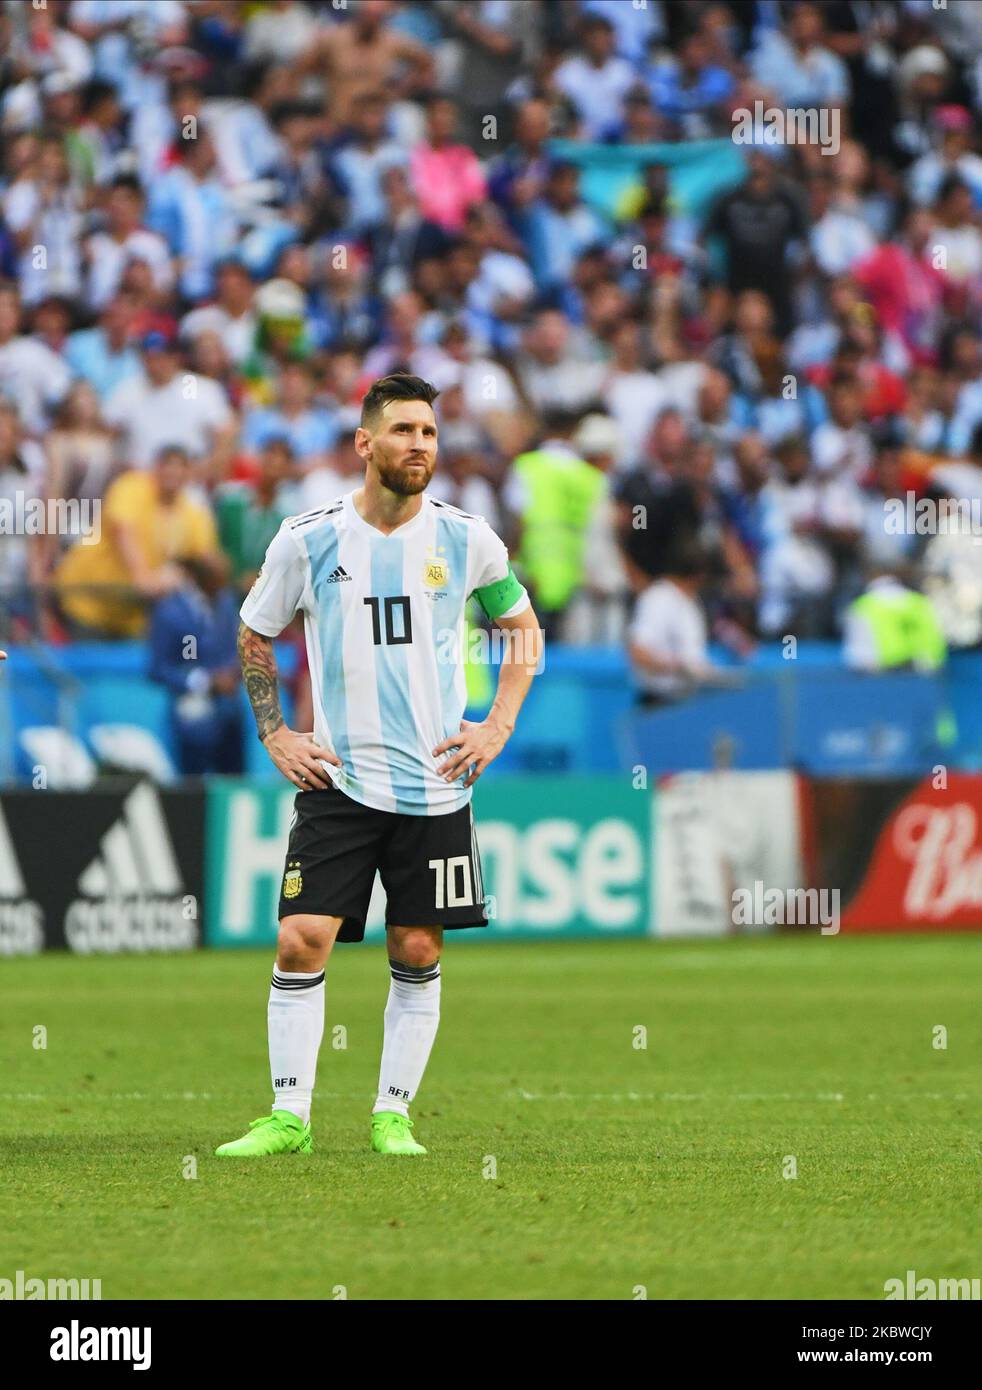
429 856 474 909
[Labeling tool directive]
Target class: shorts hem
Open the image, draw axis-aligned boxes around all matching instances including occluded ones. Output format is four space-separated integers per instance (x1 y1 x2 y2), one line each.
383 918 488 930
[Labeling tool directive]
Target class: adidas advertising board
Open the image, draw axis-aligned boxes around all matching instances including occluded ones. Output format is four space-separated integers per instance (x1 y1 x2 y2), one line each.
0 780 204 954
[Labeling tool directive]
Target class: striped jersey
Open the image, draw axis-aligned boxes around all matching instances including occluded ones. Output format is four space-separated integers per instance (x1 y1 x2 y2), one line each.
240 491 529 816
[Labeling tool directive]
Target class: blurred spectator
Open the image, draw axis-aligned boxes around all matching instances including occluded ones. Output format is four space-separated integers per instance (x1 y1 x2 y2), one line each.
0 400 46 640
807 163 876 279
628 543 726 707
928 175 982 287
0 280 71 436
518 160 609 295
179 259 256 368
366 165 452 299
560 412 630 644
146 130 238 304
10 2 93 88
613 407 753 604
64 292 141 401
3 132 83 306
487 97 552 226
852 208 946 367
332 92 406 239
920 464 982 648
54 445 221 638
505 408 606 636
750 2 850 109
860 427 921 576
298 0 434 128
908 105 982 209
243 0 318 66
71 77 125 187
41 380 116 571
103 328 235 480
758 435 863 637
843 571 946 672
601 319 668 471
514 308 606 414
215 437 297 594
260 98 337 244
84 174 173 313
434 0 538 149
811 377 873 481
703 151 809 339
649 23 735 139
148 553 244 774
241 359 337 472
553 14 636 141
409 95 487 234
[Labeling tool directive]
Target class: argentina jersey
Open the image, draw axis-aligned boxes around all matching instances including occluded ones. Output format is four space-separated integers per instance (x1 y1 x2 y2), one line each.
240 492 529 815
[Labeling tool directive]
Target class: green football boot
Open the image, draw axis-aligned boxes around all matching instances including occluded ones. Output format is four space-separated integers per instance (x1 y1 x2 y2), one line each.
371 1111 427 1156
215 1110 312 1157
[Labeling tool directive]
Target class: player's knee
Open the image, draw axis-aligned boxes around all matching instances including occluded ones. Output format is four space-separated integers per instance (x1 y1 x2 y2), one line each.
277 915 337 968
388 927 441 969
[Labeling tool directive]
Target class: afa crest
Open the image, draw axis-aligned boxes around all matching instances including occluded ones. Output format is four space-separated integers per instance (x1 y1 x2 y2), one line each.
282 862 303 899
423 558 449 588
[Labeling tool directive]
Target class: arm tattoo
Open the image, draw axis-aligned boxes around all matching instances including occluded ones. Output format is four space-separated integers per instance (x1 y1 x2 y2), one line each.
238 621 284 741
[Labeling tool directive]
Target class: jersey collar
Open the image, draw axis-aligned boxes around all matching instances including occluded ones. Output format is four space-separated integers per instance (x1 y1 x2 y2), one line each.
344 490 428 539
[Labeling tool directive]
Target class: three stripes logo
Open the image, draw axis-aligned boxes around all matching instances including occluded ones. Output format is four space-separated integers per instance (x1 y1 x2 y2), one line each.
326 566 352 583
65 782 197 953
0 803 43 955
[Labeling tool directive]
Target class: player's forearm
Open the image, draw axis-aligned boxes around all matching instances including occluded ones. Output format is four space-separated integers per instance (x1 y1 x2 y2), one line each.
238 621 284 740
487 612 542 734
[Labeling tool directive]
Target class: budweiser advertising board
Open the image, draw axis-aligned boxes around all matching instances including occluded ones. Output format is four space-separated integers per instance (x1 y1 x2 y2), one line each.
808 774 982 931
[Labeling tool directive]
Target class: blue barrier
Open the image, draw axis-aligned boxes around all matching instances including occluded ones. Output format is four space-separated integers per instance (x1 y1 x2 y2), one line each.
0 637 973 781
0 640 296 782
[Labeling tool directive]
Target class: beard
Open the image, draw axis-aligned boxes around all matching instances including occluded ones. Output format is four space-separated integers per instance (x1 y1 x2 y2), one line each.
374 452 435 496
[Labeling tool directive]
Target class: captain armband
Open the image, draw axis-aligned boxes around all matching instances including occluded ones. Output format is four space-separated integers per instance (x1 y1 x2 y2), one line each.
472 565 528 620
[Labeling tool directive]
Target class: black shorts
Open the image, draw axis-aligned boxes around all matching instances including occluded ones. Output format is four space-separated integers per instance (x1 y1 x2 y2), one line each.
277 784 489 942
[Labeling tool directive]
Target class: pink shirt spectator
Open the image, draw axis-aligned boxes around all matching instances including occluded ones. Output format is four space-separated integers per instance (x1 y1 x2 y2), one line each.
410 144 487 233
853 244 947 366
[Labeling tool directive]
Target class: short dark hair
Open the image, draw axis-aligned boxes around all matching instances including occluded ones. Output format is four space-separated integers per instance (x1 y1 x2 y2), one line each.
110 173 143 198
262 434 295 458
155 444 191 466
360 374 439 430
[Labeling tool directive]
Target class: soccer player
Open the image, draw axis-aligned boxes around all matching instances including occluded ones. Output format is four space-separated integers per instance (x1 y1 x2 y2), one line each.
216 374 541 1157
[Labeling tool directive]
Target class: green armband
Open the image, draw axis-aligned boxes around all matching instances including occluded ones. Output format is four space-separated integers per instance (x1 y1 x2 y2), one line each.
473 565 526 620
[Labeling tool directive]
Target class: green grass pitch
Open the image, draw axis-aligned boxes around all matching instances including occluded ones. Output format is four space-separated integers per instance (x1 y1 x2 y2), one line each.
1 934 979 1300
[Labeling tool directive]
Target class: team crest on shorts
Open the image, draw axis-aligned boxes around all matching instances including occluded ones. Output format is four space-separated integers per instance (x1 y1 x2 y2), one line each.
282 862 303 899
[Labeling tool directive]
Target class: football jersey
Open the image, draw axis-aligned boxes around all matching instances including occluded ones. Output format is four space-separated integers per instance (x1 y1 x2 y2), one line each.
240 491 529 816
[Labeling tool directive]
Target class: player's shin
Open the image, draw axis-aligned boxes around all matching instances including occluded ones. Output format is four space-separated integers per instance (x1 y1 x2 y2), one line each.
374 959 441 1116
268 968 326 1124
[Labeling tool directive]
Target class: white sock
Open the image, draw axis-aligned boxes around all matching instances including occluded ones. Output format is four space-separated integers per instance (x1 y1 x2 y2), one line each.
268 967 325 1124
374 959 441 1117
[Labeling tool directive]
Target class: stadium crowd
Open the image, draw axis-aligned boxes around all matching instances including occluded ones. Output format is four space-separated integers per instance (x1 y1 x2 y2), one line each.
3 0 982 745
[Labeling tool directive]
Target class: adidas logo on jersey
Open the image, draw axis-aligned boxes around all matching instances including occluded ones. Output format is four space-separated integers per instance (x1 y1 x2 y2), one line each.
326 566 352 583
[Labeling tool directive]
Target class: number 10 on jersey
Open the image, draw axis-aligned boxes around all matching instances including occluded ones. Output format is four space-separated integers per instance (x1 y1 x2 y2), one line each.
364 595 413 645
